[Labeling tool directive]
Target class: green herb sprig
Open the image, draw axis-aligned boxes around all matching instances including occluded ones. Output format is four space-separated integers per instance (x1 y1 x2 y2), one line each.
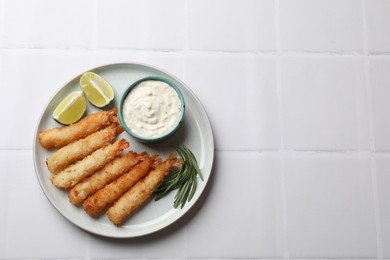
154 145 203 208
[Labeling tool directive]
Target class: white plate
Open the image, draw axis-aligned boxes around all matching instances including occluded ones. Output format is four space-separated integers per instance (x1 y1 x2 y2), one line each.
33 63 214 238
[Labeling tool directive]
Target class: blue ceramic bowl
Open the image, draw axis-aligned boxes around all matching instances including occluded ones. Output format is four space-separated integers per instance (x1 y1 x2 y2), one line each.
118 76 185 143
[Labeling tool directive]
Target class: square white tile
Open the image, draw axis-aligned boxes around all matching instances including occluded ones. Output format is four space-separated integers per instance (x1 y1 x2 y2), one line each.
188 0 276 51
369 57 390 151
365 0 390 53
185 151 284 258
281 56 369 151
186 53 280 151
3 0 95 48
0 50 93 150
0 151 87 258
97 0 185 50
284 154 378 257
279 0 364 52
374 155 390 258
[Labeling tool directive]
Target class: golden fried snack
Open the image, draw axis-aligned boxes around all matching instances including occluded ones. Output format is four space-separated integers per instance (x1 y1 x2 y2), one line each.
47 124 123 174
82 155 157 217
107 154 183 226
68 151 149 205
38 107 118 149
51 139 129 189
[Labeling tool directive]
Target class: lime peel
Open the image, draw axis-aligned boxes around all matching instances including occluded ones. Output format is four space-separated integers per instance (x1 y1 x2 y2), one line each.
56 91 82 115
80 72 115 107
52 91 87 125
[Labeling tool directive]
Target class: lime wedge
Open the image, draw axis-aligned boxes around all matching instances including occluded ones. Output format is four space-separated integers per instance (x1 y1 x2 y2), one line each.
80 72 115 107
53 91 87 125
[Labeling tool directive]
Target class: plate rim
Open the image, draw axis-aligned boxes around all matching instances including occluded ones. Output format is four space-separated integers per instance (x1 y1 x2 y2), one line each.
32 62 215 238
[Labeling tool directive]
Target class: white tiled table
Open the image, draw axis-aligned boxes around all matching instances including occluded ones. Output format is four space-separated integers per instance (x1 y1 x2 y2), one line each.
1 0 390 259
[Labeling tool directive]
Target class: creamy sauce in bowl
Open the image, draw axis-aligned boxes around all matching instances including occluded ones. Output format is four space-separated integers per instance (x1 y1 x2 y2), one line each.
121 79 183 140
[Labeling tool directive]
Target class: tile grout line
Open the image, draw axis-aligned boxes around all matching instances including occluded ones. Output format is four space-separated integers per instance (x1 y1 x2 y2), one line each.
274 0 283 174
2 45 390 57
274 0 290 259
180 259 379 260
289 258 380 260
361 0 384 259
361 0 376 155
370 155 383 260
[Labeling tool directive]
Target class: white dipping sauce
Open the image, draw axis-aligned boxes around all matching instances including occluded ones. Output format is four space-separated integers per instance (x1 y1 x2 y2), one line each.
122 80 182 138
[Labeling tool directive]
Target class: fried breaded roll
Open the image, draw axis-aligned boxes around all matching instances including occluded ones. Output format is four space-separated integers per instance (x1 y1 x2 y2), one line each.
82 155 157 217
107 154 183 226
68 151 149 205
38 107 118 149
50 139 129 189
47 124 123 174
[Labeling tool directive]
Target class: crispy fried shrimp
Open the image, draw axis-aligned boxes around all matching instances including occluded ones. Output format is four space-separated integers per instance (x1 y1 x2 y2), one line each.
82 154 158 217
107 154 183 226
50 139 129 189
38 107 118 149
68 151 148 205
47 124 122 174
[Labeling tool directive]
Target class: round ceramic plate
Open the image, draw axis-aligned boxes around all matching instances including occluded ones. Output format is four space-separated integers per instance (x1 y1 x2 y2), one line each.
33 63 214 238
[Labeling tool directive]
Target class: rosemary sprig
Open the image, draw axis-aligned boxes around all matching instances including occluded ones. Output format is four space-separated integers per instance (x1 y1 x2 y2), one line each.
154 145 203 208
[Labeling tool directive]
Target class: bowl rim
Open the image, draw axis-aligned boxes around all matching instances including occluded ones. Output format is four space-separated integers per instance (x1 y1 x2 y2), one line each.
118 76 186 143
